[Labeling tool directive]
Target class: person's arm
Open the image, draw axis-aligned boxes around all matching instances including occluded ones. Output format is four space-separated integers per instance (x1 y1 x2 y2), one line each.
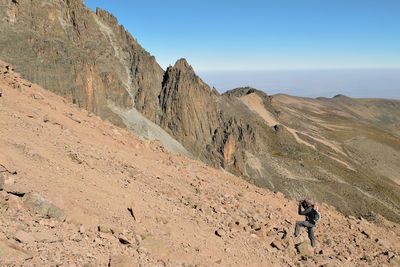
298 202 303 215
299 206 313 216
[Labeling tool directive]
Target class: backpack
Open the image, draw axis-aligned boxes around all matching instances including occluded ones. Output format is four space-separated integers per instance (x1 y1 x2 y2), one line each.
312 204 321 222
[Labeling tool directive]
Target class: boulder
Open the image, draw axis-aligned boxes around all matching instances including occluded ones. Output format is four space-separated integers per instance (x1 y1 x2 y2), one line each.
14 230 35 244
296 242 313 257
0 240 31 261
23 193 66 222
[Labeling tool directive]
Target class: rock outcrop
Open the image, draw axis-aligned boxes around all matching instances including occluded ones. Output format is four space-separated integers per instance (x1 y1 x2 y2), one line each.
0 0 164 127
159 59 220 163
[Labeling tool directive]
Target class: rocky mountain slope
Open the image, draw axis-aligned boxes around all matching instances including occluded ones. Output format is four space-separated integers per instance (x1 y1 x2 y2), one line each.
1 0 400 223
1 61 400 267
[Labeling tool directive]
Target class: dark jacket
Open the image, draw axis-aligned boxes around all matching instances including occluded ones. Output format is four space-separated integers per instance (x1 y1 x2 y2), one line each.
298 205 317 225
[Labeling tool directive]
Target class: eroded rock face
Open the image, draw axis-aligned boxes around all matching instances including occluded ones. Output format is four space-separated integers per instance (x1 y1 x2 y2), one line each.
159 59 220 162
0 0 164 127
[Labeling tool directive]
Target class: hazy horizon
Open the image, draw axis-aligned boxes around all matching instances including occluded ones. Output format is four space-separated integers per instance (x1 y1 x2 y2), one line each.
198 69 400 99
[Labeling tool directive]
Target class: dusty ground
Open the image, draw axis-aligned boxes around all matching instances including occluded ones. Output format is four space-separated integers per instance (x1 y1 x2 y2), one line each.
1 61 400 266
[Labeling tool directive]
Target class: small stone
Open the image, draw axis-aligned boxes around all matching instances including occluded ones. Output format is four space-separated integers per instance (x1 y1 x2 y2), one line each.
251 224 262 231
267 228 278 236
361 230 371 238
234 218 248 227
30 93 44 100
79 225 86 234
219 207 227 214
375 238 390 248
360 255 373 263
118 234 132 245
134 234 142 243
0 174 4 190
47 220 57 228
277 230 287 239
389 255 400 267
386 251 394 259
14 230 35 244
250 234 258 239
109 255 138 267
33 231 57 243
270 240 285 250
98 225 114 234
137 246 147 254
215 228 226 237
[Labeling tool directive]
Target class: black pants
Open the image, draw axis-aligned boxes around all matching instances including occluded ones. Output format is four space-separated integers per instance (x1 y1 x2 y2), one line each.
295 221 316 247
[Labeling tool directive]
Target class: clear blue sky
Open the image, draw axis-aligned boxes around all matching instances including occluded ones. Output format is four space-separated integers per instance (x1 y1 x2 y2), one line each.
85 0 400 71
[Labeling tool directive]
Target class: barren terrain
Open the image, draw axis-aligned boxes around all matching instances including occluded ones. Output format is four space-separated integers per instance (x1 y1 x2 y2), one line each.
1 62 400 266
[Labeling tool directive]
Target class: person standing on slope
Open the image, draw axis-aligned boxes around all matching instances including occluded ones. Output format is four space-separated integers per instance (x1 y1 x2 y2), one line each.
294 199 320 248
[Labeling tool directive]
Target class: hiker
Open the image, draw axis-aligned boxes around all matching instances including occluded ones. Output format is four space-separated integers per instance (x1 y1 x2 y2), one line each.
294 199 320 248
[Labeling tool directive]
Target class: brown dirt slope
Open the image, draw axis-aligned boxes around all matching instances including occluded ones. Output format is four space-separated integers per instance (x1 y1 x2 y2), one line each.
1 63 400 266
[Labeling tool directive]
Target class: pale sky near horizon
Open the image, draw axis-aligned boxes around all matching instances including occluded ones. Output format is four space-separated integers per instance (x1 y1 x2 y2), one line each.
84 0 400 98
85 0 400 71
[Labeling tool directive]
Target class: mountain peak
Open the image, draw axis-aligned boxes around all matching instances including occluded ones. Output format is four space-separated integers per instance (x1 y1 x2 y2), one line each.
333 94 349 98
173 58 193 71
223 86 268 98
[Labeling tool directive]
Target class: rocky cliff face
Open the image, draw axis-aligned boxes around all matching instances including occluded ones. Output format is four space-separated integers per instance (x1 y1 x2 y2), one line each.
159 59 221 163
1 0 400 223
0 0 164 127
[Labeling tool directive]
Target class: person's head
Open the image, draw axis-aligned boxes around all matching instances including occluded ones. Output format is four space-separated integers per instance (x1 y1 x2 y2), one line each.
302 199 313 208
